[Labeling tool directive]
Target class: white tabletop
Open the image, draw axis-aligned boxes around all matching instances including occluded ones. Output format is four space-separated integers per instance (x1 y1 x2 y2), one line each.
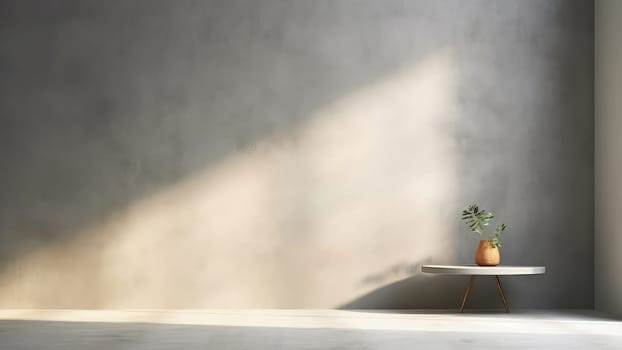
421 265 546 275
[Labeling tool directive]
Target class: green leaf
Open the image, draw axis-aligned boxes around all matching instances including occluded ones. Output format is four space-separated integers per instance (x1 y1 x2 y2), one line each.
461 203 492 234
495 223 506 236
461 204 508 247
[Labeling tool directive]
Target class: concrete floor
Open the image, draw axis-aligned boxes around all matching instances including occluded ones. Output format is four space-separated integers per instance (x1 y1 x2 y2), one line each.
0 310 620 349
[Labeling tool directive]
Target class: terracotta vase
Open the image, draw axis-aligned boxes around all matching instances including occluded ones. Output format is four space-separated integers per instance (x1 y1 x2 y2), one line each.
475 240 500 266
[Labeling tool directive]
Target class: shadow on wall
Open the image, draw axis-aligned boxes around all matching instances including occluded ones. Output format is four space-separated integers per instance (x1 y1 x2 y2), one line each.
451 0 594 309
0 0 594 308
0 46 459 308
0 1 462 308
340 266 523 310
339 257 519 310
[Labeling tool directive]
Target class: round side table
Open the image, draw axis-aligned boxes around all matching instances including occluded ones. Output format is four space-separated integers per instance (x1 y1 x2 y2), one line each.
421 265 546 313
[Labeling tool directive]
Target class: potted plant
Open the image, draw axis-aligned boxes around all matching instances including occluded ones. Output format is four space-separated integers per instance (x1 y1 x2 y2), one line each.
461 204 507 266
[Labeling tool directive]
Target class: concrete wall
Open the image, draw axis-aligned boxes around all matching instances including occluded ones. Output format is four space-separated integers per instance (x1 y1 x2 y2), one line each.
595 0 622 318
0 0 593 308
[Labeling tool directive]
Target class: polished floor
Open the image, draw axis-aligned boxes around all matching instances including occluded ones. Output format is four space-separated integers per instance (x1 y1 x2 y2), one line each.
0 309 620 349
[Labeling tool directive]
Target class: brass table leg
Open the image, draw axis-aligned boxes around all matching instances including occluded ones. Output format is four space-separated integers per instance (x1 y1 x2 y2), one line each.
495 275 510 313
459 275 475 313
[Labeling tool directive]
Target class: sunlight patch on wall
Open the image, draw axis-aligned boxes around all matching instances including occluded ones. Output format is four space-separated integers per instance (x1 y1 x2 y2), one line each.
0 50 458 308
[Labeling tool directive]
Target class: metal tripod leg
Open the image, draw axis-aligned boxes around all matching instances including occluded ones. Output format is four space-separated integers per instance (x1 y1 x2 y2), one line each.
459 275 475 313
495 275 510 313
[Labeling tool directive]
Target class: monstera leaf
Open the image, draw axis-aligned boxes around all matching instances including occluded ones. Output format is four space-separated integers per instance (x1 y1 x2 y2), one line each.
461 204 494 235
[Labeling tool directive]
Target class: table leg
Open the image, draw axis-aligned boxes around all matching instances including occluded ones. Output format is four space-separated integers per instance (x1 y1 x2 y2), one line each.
459 275 475 313
495 275 510 313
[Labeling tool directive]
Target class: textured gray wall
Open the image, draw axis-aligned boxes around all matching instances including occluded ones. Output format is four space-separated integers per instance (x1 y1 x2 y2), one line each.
595 0 622 318
0 0 593 308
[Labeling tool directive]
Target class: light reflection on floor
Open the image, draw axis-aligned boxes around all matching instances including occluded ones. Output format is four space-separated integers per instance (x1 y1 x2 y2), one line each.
0 310 620 349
